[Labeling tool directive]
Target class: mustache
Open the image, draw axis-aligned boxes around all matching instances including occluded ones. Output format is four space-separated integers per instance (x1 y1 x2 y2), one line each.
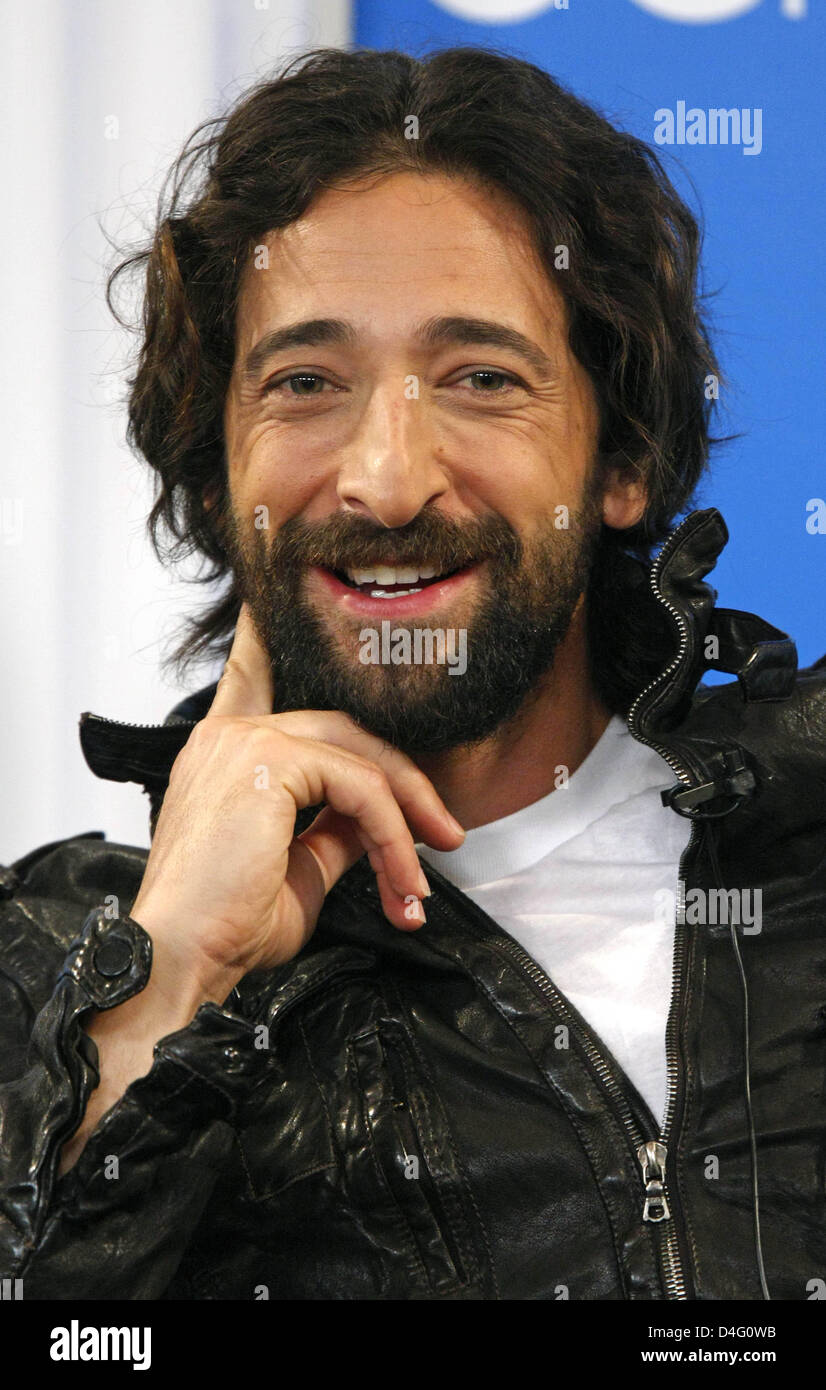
256 509 523 575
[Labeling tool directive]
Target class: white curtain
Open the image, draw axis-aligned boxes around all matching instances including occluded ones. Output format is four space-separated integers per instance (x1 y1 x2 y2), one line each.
1 0 351 864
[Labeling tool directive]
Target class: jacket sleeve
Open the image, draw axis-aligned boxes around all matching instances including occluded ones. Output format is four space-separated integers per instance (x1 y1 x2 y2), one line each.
0 905 268 1300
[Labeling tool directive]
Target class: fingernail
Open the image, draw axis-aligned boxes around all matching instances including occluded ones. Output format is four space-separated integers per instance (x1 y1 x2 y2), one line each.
417 867 432 899
444 811 465 836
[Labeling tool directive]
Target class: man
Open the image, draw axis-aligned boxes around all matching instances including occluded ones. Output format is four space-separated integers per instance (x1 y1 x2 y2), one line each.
1 45 823 1302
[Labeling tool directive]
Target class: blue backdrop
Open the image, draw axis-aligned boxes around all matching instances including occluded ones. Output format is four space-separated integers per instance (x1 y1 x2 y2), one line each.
354 0 825 671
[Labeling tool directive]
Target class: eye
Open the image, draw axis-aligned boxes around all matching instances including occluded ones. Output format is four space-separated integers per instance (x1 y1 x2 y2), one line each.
262 372 335 398
457 369 523 394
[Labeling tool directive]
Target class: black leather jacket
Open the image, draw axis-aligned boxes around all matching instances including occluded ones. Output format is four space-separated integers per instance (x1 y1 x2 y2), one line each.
1 507 824 1300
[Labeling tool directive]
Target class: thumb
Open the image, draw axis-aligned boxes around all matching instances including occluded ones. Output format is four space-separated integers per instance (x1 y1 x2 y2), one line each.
207 602 274 718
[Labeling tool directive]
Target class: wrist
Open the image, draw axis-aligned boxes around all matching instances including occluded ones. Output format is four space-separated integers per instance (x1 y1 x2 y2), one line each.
128 902 246 1014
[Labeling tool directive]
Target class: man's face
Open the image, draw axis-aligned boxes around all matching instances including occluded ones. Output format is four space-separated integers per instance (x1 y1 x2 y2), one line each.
222 171 641 752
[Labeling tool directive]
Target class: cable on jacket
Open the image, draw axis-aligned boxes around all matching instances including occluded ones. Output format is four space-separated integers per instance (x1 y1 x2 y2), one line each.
704 820 771 1301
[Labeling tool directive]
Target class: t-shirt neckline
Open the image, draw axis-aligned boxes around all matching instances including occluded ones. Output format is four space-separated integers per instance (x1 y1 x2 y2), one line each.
418 716 673 890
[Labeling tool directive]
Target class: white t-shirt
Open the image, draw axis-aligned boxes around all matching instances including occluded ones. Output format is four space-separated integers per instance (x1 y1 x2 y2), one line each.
418 716 692 1130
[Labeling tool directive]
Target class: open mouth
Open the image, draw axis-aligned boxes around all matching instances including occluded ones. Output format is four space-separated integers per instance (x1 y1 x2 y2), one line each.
327 562 467 599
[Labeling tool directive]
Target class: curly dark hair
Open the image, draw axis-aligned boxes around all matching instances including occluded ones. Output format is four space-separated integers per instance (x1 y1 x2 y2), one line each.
107 44 722 715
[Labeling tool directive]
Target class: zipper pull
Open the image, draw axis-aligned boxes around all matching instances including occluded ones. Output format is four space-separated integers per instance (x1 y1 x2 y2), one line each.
660 749 756 816
637 1140 671 1222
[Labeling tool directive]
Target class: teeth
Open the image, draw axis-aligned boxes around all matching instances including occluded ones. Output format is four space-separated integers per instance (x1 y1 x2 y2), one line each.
370 588 422 599
345 563 442 587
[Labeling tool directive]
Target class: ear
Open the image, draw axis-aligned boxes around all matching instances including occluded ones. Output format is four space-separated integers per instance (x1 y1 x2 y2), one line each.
600 462 647 531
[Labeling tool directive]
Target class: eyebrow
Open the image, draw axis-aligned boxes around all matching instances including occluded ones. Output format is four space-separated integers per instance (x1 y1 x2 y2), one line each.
241 315 558 381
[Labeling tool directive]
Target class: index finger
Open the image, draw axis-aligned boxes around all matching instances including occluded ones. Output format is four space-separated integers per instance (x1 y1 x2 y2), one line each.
207 602 274 718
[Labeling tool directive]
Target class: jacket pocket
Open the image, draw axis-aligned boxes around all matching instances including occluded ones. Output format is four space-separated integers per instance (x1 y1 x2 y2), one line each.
349 1020 479 1296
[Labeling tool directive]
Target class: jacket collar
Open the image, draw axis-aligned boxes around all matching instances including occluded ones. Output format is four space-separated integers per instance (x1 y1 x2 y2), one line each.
626 507 797 739
79 507 797 818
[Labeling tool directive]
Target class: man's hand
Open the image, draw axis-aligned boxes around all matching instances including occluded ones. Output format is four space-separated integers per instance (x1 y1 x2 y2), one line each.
58 604 464 1177
130 603 465 985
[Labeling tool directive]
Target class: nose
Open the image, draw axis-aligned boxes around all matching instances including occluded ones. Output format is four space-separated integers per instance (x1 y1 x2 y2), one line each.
336 383 449 528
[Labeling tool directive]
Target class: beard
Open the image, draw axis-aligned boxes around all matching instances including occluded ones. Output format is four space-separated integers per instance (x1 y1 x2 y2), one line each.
224 485 604 756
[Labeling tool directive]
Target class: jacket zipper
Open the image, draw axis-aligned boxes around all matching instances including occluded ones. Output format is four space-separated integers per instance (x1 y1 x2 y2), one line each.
479 522 704 1299
484 827 695 1302
81 713 196 731
623 519 704 1297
